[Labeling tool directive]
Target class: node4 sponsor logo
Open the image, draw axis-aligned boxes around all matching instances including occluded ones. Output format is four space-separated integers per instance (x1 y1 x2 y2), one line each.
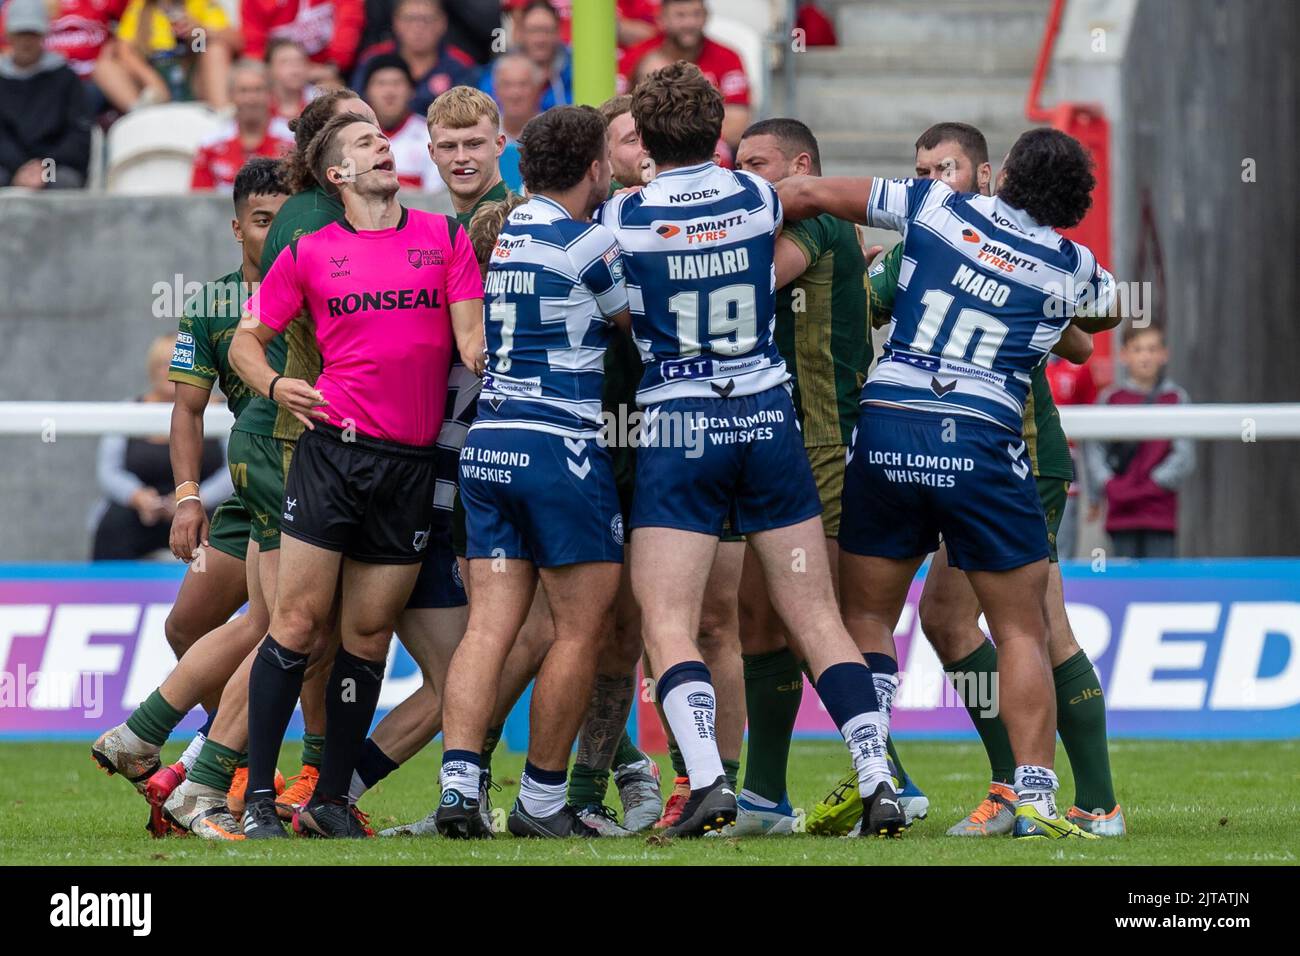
50 886 151 936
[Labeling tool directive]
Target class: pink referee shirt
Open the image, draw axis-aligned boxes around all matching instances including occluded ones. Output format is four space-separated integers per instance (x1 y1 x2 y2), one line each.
248 207 483 446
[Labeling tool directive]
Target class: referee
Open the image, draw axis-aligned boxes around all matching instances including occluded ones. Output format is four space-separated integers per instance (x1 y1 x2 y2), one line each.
230 112 485 838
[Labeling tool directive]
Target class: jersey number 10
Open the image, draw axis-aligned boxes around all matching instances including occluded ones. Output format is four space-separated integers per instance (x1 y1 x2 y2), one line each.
909 289 1009 369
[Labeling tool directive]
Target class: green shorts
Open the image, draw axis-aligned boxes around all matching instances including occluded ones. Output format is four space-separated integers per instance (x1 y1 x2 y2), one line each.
806 444 846 538
228 429 294 552
207 495 251 561
1036 476 1070 563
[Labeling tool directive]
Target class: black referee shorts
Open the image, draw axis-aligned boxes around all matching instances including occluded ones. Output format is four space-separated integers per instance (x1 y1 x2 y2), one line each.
282 422 437 565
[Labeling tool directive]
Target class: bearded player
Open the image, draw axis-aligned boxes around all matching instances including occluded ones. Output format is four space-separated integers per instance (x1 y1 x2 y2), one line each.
804 123 1124 838
778 126 1117 839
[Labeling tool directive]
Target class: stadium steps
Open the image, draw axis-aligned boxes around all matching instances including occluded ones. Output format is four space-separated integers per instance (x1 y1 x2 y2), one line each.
776 0 1053 178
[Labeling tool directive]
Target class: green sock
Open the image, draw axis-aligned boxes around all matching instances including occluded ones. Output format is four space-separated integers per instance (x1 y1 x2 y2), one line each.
567 763 610 807
740 648 802 803
721 758 740 792
481 723 504 778
666 732 687 779
945 641 1015 784
188 738 242 791
237 751 248 769
1054 650 1117 812
885 736 913 788
613 731 642 769
125 689 186 747
300 732 325 768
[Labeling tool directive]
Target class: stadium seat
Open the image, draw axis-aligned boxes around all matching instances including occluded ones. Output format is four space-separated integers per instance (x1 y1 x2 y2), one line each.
104 103 223 195
706 15 768 114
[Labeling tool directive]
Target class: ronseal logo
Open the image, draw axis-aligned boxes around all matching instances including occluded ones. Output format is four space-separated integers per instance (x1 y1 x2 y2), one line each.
50 886 151 936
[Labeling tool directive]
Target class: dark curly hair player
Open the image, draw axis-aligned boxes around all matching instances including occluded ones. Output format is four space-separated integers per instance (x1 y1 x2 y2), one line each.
773 125 1123 842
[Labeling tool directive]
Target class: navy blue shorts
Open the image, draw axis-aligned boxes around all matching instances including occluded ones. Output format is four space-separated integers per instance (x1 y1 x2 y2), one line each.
630 387 822 537
839 408 1049 572
405 513 467 609
460 427 624 568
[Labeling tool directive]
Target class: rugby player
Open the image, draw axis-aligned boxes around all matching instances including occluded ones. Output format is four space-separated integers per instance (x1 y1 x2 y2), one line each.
436 105 631 839
229 112 484 838
597 62 906 838
778 126 1119 839
720 117 888 835
91 159 291 831
808 123 1123 837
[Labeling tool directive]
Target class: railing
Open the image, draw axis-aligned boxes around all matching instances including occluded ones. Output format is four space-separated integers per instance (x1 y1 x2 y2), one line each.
1 402 1298 442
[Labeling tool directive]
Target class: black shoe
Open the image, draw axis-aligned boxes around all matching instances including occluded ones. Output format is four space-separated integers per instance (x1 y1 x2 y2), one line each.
663 776 736 838
242 798 288 839
507 802 600 838
860 781 906 838
294 798 370 838
435 789 493 839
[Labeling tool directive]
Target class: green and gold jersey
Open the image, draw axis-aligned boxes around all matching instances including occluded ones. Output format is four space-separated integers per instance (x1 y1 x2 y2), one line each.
168 268 255 416
774 213 870 447
246 185 345 441
867 243 1073 480
455 178 513 228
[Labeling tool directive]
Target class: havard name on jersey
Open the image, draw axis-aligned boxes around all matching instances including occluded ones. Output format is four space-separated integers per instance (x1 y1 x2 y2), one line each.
596 163 788 405
864 177 1115 433
476 195 629 440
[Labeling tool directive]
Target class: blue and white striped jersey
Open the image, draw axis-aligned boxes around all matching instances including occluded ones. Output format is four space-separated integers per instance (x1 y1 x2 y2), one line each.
865 178 1115 432
596 162 788 404
476 195 629 439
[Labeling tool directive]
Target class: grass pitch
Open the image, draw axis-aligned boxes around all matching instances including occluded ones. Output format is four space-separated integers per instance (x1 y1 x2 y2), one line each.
1 739 1296 866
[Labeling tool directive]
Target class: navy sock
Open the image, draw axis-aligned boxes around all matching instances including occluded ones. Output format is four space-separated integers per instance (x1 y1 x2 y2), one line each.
864 652 897 678
814 661 881 728
246 635 307 802
198 708 216 737
315 649 386 802
356 737 400 790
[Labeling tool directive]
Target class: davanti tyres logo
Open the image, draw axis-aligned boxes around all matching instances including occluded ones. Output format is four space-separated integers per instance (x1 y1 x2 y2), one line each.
656 224 681 238
961 228 981 243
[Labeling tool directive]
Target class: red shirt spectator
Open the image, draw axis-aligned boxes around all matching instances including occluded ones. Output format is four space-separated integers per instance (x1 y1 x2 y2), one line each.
1 0 127 78
618 32 748 106
190 61 291 192
190 119 291 191
241 0 365 74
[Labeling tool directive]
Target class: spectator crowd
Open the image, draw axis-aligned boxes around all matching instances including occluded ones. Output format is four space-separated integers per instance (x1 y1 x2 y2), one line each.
0 0 776 194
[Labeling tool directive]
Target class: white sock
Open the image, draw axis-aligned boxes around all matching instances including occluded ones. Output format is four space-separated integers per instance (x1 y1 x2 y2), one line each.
1014 765 1060 818
661 678 725 790
518 770 567 818
873 672 899 718
840 710 893 796
179 732 206 771
117 723 155 753
348 770 368 805
440 756 480 800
